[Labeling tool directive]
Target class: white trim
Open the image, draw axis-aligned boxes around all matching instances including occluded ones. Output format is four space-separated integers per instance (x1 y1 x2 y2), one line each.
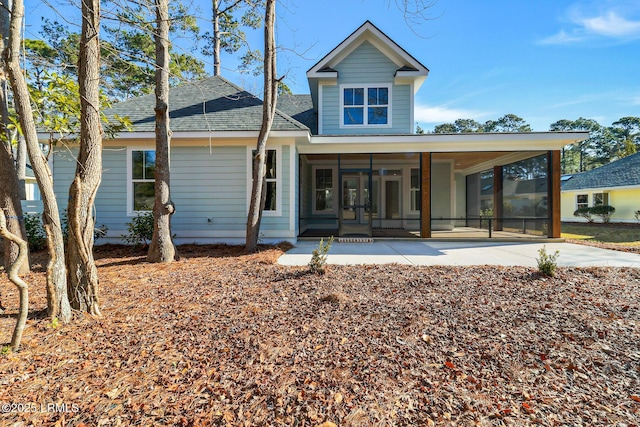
126 146 155 216
289 144 296 232
318 84 324 135
246 146 282 217
307 21 429 81
298 132 589 154
339 84 392 128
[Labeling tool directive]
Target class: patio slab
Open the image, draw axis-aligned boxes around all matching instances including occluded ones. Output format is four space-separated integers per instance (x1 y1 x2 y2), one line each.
278 241 640 268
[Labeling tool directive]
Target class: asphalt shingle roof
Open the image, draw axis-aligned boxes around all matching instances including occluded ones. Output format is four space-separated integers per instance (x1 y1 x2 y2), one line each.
562 152 640 190
105 75 309 133
276 94 317 134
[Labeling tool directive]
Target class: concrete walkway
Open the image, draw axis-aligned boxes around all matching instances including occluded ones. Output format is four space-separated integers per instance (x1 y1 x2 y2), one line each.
278 241 640 268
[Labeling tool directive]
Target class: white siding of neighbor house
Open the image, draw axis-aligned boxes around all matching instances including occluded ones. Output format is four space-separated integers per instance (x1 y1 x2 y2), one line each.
320 41 412 135
51 143 295 244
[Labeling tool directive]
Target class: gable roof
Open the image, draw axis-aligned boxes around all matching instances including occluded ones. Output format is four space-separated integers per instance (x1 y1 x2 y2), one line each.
307 21 429 79
562 152 640 191
104 75 309 133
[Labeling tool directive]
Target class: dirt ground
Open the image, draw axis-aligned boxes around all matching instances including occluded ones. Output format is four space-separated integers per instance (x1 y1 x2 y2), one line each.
1 244 639 426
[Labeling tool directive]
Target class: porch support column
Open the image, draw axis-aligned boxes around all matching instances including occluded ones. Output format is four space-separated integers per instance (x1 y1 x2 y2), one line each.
493 165 503 231
548 150 561 238
420 152 431 238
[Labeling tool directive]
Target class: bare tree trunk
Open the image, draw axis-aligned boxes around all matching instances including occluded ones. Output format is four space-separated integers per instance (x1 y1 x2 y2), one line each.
66 0 102 316
147 0 176 263
6 0 71 321
0 0 28 277
245 0 276 253
15 136 26 200
212 0 221 76
0 210 29 352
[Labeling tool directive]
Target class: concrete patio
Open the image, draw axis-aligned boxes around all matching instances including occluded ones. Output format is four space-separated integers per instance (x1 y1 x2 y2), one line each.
278 241 640 268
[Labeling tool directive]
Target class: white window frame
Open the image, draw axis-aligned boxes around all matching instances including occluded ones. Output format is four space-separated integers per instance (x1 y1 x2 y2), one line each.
593 192 608 206
576 194 588 210
246 146 282 216
127 147 156 216
339 83 392 128
312 166 337 214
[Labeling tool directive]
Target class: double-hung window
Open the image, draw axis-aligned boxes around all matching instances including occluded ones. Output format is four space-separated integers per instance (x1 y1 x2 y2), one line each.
250 149 278 212
131 150 156 212
576 194 588 210
593 192 608 206
342 85 390 126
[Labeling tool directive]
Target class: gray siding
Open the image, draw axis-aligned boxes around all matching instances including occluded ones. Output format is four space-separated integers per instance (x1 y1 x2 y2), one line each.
320 41 412 135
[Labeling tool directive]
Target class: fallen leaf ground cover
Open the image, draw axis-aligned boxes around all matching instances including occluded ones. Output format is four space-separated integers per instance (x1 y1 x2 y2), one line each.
1 244 639 426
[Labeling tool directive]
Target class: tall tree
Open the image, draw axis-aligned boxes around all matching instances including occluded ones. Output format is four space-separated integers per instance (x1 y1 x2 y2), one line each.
610 116 640 158
208 0 264 76
6 0 71 320
550 117 601 173
245 0 276 252
0 0 29 276
483 114 531 132
66 0 102 316
147 0 177 263
434 118 482 133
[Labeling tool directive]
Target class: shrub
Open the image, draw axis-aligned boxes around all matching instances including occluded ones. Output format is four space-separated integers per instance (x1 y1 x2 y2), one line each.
308 236 334 274
634 210 640 223
122 212 154 248
573 207 593 222
24 213 47 251
537 245 559 277
589 205 615 223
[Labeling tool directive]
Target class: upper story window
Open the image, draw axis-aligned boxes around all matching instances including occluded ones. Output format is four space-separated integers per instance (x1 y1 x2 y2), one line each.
341 84 391 127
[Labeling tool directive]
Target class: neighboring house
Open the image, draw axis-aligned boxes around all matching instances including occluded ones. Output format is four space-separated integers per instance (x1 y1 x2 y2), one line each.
47 21 587 244
21 165 43 215
561 152 640 223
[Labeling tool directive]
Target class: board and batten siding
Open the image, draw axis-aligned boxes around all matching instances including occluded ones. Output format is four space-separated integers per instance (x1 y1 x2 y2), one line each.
320 41 413 135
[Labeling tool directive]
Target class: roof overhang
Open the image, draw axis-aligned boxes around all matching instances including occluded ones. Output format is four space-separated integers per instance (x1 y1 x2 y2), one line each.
297 131 589 154
307 21 429 88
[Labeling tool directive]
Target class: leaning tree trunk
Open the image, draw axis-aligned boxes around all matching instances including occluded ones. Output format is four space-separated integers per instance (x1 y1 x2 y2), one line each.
66 0 102 316
147 0 177 263
0 0 28 277
6 0 71 321
245 0 277 253
0 210 29 352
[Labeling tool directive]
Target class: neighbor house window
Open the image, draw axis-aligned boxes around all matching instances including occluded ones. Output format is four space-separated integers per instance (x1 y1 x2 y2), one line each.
410 168 421 211
314 168 334 212
252 149 277 211
593 192 608 206
131 150 155 211
576 194 588 210
341 85 390 126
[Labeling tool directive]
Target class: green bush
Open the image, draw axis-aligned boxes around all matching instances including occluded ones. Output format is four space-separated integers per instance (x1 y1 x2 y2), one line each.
589 205 615 223
537 245 559 277
309 236 334 274
635 210 640 223
24 213 47 251
573 207 593 222
122 211 154 248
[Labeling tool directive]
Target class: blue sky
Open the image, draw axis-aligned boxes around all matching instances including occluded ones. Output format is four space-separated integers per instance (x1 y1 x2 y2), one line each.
25 0 640 131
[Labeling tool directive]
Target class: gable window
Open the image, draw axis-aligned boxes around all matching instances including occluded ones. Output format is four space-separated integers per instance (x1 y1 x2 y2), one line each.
576 194 588 210
341 85 390 127
314 168 334 212
131 150 155 211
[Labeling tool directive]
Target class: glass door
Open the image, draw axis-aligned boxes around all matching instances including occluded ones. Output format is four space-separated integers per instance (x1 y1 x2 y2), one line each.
382 177 402 228
339 170 372 236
